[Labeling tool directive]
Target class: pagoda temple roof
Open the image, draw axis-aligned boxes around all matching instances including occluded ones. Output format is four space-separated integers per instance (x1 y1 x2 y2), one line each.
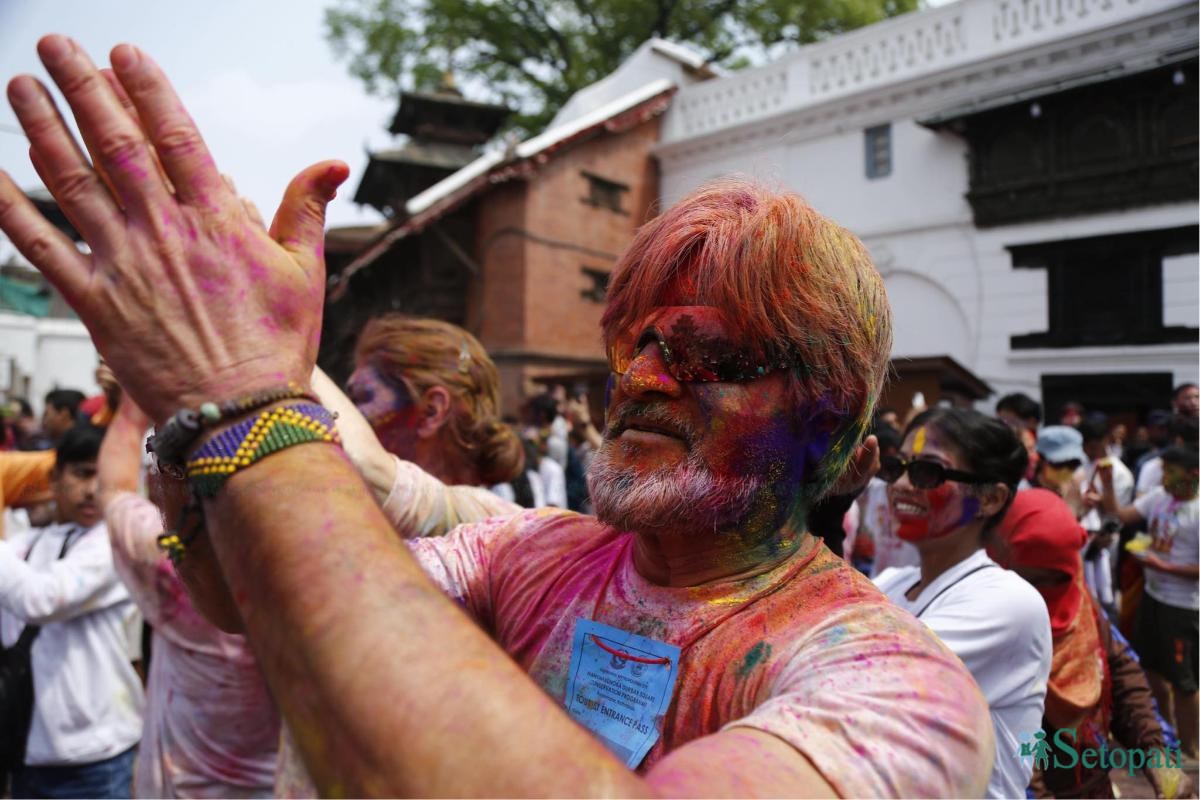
388 90 511 144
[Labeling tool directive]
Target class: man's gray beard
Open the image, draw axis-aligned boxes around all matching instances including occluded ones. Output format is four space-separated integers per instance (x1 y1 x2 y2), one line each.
587 440 764 533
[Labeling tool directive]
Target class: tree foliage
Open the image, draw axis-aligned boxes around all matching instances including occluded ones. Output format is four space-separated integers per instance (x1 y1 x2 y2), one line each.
325 0 918 134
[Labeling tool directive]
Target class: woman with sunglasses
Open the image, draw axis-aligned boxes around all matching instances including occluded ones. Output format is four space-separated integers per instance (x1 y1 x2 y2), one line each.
873 407 1053 799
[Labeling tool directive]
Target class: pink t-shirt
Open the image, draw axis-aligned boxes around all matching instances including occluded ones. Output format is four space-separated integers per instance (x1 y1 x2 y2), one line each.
407 508 995 797
106 492 280 798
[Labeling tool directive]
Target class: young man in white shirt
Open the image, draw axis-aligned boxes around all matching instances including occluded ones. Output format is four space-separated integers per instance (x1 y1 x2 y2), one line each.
1078 419 1134 610
1100 445 1200 759
0 424 144 798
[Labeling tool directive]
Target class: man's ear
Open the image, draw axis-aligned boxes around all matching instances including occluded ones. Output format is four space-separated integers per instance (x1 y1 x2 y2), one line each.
830 434 880 497
416 386 453 439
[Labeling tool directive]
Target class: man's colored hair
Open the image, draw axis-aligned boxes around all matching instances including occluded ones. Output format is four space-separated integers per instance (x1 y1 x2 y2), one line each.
601 178 893 486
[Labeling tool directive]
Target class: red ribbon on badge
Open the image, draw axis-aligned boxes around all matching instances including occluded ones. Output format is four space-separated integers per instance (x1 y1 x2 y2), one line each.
590 634 672 665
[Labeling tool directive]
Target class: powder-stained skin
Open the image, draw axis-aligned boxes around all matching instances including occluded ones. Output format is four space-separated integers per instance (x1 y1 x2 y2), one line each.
346 362 421 459
405 510 996 797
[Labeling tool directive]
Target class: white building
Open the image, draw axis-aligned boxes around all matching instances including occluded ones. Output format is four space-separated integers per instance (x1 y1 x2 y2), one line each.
0 311 98 414
656 0 1198 422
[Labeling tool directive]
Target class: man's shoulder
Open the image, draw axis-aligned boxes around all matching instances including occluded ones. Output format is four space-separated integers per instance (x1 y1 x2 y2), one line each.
772 555 929 645
438 509 621 560
766 574 970 678
495 509 619 550
412 511 623 604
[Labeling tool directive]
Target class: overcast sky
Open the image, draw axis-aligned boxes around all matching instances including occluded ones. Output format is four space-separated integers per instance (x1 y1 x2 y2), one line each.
0 0 395 264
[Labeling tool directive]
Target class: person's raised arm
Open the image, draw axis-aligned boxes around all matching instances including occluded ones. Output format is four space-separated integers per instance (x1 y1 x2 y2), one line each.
97 392 183 595
1097 462 1143 526
98 394 147 507
310 365 395 503
0 36 846 797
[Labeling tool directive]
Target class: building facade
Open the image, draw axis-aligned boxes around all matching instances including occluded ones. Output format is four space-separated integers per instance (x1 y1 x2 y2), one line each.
323 40 716 414
656 0 1198 422
0 194 99 413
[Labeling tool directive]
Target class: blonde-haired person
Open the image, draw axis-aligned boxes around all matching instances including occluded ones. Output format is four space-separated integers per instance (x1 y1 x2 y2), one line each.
323 314 526 539
278 317 526 796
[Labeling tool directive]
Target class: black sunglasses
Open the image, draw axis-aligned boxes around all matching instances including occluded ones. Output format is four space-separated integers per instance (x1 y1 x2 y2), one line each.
607 307 802 384
878 455 994 490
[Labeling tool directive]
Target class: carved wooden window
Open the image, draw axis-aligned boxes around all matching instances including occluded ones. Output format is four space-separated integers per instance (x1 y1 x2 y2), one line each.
1009 226 1198 349
581 267 610 303
934 60 1198 226
865 124 892 179
582 172 629 214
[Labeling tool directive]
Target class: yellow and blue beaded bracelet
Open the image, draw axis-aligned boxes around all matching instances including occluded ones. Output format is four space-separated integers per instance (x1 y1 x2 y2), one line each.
186 402 341 498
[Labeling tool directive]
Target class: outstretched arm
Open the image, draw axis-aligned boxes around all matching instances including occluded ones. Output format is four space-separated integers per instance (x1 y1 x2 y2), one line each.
98 394 148 507
98 392 172 577
1097 463 1144 526
310 364 395 503
0 36 843 797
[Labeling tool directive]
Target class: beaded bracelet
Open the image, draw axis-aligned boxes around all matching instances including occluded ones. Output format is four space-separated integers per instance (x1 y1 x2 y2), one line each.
186 402 341 498
156 495 203 566
148 382 321 467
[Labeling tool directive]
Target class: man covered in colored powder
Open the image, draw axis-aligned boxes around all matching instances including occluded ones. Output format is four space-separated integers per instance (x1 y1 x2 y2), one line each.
0 36 995 797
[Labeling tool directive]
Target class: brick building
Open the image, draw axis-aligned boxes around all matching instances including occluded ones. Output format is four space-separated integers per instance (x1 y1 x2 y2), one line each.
321 40 717 415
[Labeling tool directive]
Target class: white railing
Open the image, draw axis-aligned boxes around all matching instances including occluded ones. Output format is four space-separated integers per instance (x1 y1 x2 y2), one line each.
807 5 968 99
671 67 789 138
665 0 1186 142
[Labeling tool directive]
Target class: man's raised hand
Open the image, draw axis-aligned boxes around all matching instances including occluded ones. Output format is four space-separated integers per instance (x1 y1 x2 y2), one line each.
0 35 348 423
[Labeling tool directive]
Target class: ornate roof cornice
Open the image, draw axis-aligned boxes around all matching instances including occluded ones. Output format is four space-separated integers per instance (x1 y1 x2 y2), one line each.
657 0 1196 166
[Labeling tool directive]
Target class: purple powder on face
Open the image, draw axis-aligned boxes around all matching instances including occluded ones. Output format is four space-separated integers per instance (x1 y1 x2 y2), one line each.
958 495 981 528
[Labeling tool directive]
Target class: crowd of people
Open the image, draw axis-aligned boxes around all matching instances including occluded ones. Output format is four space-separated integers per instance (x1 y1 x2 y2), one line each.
850 387 1199 797
0 33 1195 799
